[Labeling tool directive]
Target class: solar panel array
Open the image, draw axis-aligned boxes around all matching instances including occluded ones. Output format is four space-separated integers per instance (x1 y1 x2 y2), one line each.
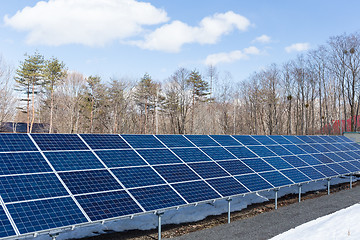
0 133 360 239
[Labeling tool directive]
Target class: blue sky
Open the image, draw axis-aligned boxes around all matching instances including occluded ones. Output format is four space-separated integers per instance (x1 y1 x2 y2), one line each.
1 0 360 83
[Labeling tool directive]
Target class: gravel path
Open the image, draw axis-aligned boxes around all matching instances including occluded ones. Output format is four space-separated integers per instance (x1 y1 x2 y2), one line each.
169 185 360 240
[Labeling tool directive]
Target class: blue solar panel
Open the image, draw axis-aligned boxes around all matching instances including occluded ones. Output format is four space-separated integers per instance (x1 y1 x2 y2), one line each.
45 151 104 171
81 134 130 150
0 207 15 238
280 169 311 183
313 165 338 177
7 197 87 234
343 143 358 150
312 154 333 164
95 150 146 167
200 147 235 160
336 152 354 161
324 153 344 162
310 136 327 143
321 143 340 152
297 166 326 180
310 144 330 153
171 148 211 163
0 152 51 176
188 162 229 179
59 170 122 195
268 135 292 145
247 146 276 157
339 162 359 172
206 177 249 196
297 135 316 143
0 134 37 152
172 181 221 203
259 171 293 187
31 134 88 151
217 160 254 175
349 160 360 169
122 135 164 149
283 136 305 144
345 151 360 160
232 135 260 145
76 191 143 221
129 185 186 211
241 158 274 172
0 173 68 203
251 136 277 145
327 163 349 175
210 135 241 146
266 145 293 156
154 164 200 183
332 143 348 151
156 135 194 148
225 146 256 159
283 145 306 155
136 149 181 165
263 157 293 170
296 144 319 154
184 135 220 147
297 154 322 165
282 155 308 167
235 174 273 191
112 167 165 188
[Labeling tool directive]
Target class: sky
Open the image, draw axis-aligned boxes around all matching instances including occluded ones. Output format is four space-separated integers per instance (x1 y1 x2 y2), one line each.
1 0 360 83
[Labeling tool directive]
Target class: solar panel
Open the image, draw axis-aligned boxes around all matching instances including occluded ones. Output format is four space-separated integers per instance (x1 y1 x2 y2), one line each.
59 170 123 194
0 133 359 239
75 191 143 221
0 134 37 152
171 180 221 203
31 134 88 151
81 134 130 150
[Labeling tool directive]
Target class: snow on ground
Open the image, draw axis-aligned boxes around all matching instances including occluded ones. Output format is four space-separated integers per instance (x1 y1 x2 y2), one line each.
36 176 355 240
270 203 360 240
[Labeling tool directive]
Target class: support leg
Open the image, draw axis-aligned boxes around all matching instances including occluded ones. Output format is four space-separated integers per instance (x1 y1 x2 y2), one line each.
327 179 331 195
226 198 232 224
156 212 164 240
274 189 279 210
350 175 353 189
298 185 302 202
49 233 59 240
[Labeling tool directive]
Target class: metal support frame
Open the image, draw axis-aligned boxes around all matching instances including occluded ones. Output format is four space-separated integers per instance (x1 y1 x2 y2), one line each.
156 212 164 240
327 178 331 195
274 189 279 210
226 198 232 224
350 175 353 189
298 184 302 202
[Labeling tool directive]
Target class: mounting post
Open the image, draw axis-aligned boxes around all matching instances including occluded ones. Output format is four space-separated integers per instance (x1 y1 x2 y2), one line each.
350 175 353 189
226 198 232 223
274 189 279 210
298 184 302 202
49 233 59 240
156 212 164 240
327 178 331 195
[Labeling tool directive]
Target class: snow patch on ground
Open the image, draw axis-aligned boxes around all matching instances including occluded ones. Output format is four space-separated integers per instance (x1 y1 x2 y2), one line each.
270 203 360 240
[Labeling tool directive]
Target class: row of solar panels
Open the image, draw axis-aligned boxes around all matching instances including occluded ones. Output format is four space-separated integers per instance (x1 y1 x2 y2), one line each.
0 134 359 239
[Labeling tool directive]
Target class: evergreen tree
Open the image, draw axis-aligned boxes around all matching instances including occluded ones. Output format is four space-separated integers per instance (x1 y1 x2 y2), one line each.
14 52 45 133
44 57 67 133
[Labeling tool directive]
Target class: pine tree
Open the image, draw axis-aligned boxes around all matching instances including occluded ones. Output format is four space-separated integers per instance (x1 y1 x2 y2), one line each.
14 52 45 133
44 57 67 133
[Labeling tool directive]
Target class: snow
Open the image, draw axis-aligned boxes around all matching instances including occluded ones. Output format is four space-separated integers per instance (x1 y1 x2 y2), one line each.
270 203 360 240
35 176 355 239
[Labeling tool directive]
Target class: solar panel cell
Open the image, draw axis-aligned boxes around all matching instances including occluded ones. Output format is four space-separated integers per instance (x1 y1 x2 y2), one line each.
172 181 221 203
184 135 220 147
136 149 182 165
235 174 273 191
0 134 37 152
154 164 200 183
122 135 164 149
95 150 146 167
31 134 88 151
297 166 326 180
217 160 254 175
81 134 130 150
0 207 16 238
171 148 211 163
280 169 311 183
156 135 194 148
263 157 293 170
210 135 241 146
200 147 235 160
206 177 249 196
225 146 256 159
188 162 230 179
112 167 165 188
241 158 274 172
259 171 293 187
45 151 104 171
232 136 260 145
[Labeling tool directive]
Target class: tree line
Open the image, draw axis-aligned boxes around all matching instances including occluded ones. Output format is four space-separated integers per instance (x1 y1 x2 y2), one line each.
1 32 360 135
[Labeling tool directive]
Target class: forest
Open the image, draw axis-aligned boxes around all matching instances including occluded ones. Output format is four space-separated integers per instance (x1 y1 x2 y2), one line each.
0 32 360 135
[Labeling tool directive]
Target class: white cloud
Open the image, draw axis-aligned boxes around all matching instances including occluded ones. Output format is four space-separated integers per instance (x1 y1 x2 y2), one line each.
4 0 169 46
252 34 271 43
132 11 251 52
285 42 310 53
205 46 260 66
